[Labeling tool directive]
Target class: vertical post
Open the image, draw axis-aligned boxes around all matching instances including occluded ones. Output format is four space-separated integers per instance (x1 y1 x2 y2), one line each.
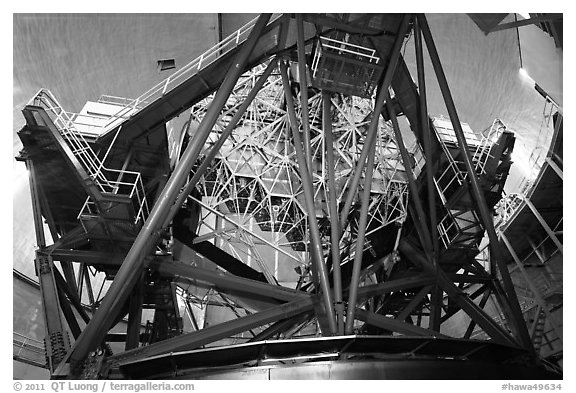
280 60 337 335
501 233 563 344
339 15 411 230
418 14 533 350
344 139 377 334
415 16 442 331
296 14 313 175
323 90 344 334
126 273 145 350
26 159 71 371
523 197 563 254
83 264 96 313
67 14 272 368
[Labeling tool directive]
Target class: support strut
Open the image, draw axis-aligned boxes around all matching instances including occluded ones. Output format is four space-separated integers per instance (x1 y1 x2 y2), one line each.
280 59 337 335
65 14 273 369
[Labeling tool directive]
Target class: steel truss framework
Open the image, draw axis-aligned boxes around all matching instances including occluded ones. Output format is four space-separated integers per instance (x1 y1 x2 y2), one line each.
15 13 562 379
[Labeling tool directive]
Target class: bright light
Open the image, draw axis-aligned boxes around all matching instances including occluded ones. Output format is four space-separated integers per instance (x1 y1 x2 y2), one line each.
517 13 531 19
519 68 535 85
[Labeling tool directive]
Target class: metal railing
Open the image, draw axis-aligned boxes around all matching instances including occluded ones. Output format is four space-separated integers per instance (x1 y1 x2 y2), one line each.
27 89 149 224
13 332 46 368
433 118 506 201
311 36 381 78
97 14 283 134
472 118 506 175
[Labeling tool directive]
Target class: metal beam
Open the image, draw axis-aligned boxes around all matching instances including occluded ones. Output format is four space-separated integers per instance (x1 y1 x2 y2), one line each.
386 96 433 254
296 14 313 175
50 249 124 265
247 313 311 342
339 14 411 230
66 14 273 369
154 260 309 303
355 274 436 300
486 15 562 33
415 14 442 332
419 14 533 350
522 197 563 254
35 252 71 372
56 283 82 339
545 157 563 180
355 308 446 337
45 225 88 252
323 90 344 334
428 286 443 331
414 15 439 259
345 139 377 333
440 284 488 324
53 268 91 324
109 297 314 364
126 273 145 350
25 160 46 247
396 285 432 322
280 59 337 335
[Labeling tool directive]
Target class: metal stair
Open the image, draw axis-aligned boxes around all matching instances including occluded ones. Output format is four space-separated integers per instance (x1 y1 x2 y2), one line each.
24 90 150 252
531 309 547 352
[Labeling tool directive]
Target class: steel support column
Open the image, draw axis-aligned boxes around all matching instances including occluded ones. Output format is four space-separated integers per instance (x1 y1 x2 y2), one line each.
280 59 337 334
66 14 272 368
415 15 442 332
429 286 443 331
522 197 563 254
35 252 71 372
323 90 344 334
296 14 313 174
339 14 411 229
126 273 145 350
419 14 533 350
386 97 433 254
500 233 563 344
344 139 377 333
27 158 72 371
414 15 438 258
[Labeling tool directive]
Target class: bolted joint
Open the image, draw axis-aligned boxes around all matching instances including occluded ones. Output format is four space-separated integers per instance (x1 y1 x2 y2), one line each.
44 331 71 372
77 347 107 380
